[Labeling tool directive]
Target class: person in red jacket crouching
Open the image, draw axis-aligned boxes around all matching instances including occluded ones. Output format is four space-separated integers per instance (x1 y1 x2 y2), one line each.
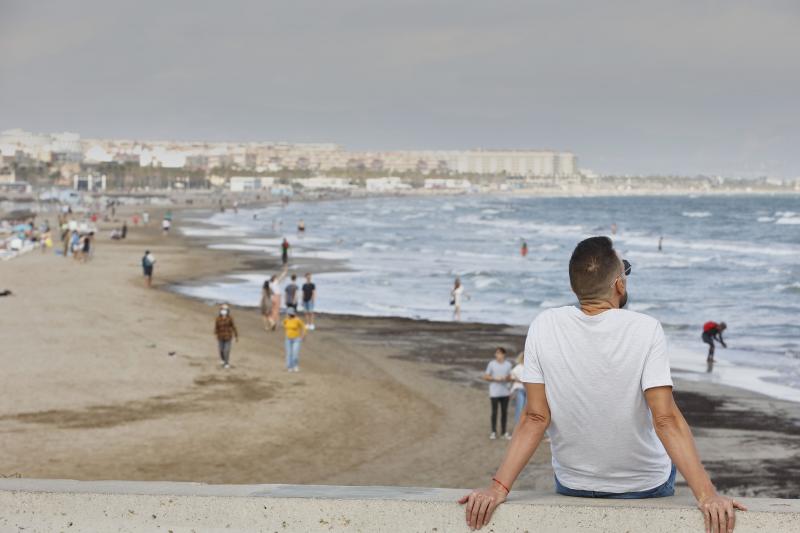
702 321 727 362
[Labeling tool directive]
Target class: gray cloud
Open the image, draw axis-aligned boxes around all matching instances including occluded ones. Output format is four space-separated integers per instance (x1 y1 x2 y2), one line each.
1 0 799 177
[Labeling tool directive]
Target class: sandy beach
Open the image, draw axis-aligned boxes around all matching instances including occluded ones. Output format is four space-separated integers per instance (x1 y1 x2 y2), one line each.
1 206 798 498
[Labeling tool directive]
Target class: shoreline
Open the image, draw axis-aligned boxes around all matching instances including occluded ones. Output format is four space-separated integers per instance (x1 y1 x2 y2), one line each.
0 202 798 498
172 199 800 404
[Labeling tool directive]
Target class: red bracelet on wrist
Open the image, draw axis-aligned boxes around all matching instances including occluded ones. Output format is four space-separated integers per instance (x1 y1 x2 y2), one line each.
492 477 510 494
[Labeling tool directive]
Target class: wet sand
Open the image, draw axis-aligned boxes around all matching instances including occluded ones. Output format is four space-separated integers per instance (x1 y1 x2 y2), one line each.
0 206 798 498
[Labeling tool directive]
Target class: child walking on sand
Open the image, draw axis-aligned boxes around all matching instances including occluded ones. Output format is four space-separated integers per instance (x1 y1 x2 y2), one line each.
282 307 307 372
483 347 513 440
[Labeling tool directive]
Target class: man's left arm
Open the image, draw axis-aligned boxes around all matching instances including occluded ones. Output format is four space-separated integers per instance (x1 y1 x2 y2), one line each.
645 387 746 533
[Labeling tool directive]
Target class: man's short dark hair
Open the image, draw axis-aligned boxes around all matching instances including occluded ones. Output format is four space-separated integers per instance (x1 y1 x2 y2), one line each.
569 236 621 299
495 347 507 355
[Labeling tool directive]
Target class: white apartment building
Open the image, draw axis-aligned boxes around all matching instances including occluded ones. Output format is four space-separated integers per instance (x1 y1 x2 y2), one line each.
453 150 577 177
365 177 409 191
73 174 106 191
229 176 276 192
424 178 472 189
295 176 352 190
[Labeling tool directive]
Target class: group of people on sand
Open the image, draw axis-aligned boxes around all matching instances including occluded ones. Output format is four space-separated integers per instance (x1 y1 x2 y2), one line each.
260 268 316 332
211 267 318 372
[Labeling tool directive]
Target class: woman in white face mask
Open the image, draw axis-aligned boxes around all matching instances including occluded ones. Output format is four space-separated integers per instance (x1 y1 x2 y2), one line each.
214 304 238 369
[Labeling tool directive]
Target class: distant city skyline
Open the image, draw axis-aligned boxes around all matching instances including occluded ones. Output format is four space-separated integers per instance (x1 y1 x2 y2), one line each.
1 1 799 178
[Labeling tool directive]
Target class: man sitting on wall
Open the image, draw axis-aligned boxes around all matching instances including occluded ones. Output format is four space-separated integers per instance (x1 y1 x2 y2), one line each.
460 236 746 533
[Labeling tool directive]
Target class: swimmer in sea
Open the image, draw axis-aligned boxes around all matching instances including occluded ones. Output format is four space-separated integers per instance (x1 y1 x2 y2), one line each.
702 321 727 362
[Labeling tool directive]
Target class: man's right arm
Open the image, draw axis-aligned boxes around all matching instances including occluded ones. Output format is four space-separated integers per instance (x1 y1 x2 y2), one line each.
459 383 550 530
645 386 746 533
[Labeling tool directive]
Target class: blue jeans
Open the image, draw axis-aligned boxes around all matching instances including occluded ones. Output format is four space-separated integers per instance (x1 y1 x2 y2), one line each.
285 337 302 369
555 464 676 499
514 388 527 425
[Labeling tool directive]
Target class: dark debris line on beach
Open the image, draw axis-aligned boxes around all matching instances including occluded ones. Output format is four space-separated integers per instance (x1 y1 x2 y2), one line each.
348 315 800 498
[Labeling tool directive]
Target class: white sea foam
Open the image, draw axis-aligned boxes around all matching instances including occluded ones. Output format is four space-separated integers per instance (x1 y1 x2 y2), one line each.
669 345 800 403
681 211 711 218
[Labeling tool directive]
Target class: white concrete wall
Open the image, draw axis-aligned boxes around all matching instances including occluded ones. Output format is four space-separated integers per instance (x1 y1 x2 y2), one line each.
0 479 797 532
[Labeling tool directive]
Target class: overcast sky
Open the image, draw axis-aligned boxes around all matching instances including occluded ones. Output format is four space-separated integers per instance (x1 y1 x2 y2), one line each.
1 0 799 177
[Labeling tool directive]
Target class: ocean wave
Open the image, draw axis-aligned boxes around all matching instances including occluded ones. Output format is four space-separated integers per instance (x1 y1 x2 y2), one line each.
775 216 800 225
681 211 711 218
472 276 500 289
361 242 392 251
775 282 800 294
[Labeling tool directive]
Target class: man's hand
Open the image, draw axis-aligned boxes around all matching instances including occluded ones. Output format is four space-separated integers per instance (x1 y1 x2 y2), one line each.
457 485 507 530
697 493 746 533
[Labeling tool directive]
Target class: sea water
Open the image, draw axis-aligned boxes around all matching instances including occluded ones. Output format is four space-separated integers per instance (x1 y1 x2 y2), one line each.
177 194 800 401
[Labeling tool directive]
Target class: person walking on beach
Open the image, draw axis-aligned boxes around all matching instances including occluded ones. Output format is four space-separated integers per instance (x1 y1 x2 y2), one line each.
260 279 274 331
484 347 513 440
70 230 80 259
142 250 155 288
702 321 727 362
266 267 288 330
214 304 238 369
302 272 316 330
162 217 171 236
281 238 290 265
285 274 299 311
451 278 467 321
283 307 307 372
510 352 526 429
460 236 745 532
520 240 528 258
121 221 128 239
658 235 663 252
80 232 92 262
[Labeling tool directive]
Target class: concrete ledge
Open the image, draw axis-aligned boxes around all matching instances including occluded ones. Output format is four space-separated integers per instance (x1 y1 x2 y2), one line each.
1 479 798 532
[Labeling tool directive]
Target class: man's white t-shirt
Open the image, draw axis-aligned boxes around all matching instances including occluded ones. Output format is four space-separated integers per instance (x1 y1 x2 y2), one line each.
522 306 673 493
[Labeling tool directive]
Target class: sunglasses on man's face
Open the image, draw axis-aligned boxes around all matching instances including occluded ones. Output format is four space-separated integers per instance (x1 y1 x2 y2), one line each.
623 259 632 276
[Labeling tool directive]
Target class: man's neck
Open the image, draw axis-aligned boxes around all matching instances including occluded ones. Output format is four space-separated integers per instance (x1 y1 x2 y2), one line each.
578 298 617 316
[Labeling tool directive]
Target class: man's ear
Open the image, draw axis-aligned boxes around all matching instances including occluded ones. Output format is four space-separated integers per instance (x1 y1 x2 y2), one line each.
614 277 625 296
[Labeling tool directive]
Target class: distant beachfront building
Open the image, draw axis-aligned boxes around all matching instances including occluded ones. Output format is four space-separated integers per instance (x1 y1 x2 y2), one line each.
73 174 106 191
452 149 577 177
424 178 472 190
0 166 16 184
229 176 276 192
365 177 410 191
0 129 83 163
295 176 352 190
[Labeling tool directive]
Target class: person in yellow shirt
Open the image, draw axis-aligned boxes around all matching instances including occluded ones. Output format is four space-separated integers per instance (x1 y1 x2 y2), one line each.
282 307 307 372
